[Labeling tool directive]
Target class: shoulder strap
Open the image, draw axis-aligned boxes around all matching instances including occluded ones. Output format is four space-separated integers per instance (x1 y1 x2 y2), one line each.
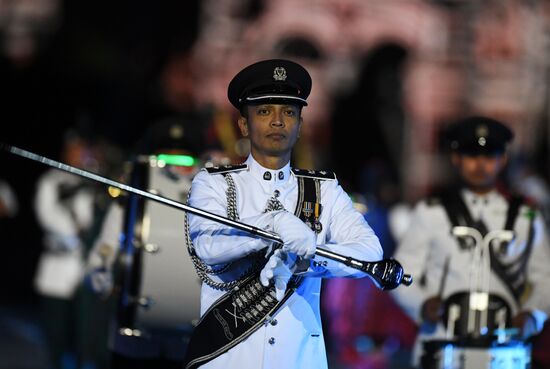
204 164 248 175
504 195 524 231
439 189 481 231
490 196 536 303
439 189 488 246
292 168 336 180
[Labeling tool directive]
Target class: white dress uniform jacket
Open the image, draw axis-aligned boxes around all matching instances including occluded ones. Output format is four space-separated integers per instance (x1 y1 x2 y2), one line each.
188 155 383 369
391 189 550 365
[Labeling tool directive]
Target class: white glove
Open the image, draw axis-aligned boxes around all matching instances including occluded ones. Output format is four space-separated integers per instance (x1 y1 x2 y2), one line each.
272 211 316 259
260 249 296 301
87 268 113 296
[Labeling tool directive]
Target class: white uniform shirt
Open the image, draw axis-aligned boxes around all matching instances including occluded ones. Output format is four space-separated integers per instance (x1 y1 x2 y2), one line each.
391 188 550 364
33 169 95 298
188 155 383 369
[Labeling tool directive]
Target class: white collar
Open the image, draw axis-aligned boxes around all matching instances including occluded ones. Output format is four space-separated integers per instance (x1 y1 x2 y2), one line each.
245 155 291 183
461 188 499 206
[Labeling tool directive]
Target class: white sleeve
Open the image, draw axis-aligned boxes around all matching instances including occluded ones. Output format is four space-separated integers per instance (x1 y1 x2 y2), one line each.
390 201 435 322
35 172 76 236
303 180 383 279
188 171 274 265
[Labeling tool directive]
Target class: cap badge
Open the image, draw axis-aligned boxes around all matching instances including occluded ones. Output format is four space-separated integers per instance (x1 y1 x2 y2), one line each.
273 67 287 81
476 124 488 138
169 124 184 139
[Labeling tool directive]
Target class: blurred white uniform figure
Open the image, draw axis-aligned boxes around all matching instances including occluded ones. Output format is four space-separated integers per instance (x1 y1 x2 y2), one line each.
32 130 103 369
392 190 550 364
33 166 97 369
34 169 94 299
391 116 550 368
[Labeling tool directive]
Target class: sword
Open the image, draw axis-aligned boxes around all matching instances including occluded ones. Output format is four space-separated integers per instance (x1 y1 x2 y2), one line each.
2 143 412 290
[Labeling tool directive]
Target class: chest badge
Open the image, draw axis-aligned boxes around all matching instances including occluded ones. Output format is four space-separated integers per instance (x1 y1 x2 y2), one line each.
303 201 323 233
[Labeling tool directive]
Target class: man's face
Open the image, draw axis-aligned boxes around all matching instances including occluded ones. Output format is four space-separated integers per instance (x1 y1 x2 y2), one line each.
451 152 507 191
238 103 302 159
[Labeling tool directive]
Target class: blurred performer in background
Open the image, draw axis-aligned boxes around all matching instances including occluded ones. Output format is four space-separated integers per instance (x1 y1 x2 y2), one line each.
391 116 550 368
33 128 108 369
86 119 220 369
182 58 383 369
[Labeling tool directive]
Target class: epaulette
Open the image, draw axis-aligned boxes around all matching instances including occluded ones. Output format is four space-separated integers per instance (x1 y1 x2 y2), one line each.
204 164 248 174
291 168 336 180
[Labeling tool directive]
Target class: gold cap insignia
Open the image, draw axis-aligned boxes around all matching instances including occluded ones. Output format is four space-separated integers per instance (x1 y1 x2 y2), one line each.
273 67 287 81
476 124 488 138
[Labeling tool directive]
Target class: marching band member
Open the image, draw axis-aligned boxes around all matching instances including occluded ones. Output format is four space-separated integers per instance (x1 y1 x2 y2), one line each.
183 59 383 369
391 116 550 368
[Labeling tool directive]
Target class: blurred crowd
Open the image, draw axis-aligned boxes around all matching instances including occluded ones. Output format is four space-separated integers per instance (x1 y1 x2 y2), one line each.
2 0 550 369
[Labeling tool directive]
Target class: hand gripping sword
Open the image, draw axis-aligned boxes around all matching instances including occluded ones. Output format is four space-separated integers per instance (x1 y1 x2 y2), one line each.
3 144 412 290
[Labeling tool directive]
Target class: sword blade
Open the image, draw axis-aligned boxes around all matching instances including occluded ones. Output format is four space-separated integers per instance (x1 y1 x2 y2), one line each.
3 143 412 289
4 144 281 244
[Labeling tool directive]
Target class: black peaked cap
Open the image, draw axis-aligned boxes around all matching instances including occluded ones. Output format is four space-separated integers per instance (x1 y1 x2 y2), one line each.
446 116 514 155
227 59 312 111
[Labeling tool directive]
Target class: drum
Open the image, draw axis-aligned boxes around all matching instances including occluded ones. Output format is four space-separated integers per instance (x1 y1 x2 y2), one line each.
422 339 531 369
442 292 512 337
127 156 202 330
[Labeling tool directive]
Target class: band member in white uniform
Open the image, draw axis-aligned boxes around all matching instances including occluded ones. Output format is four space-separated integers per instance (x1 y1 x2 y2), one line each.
33 131 99 369
183 59 383 369
391 116 550 368
86 120 207 369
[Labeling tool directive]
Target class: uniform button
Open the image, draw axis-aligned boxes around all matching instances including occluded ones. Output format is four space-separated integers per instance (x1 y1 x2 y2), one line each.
270 319 278 326
268 337 276 345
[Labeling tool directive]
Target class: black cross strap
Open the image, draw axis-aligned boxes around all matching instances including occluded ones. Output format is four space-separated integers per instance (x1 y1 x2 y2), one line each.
439 189 535 303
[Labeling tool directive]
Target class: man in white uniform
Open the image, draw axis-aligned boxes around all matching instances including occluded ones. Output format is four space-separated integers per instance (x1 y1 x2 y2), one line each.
391 116 550 368
183 59 383 369
33 131 99 369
